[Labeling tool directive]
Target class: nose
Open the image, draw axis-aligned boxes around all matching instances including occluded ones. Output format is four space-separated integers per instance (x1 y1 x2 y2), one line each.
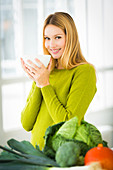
50 39 56 48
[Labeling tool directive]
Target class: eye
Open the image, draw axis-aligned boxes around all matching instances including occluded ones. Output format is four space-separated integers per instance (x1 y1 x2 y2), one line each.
55 36 61 39
44 37 50 40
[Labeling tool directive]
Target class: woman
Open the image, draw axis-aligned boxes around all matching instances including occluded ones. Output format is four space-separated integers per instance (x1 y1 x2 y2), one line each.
20 12 97 150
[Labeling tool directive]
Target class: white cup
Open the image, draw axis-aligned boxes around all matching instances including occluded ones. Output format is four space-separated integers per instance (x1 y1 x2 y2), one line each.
23 54 51 67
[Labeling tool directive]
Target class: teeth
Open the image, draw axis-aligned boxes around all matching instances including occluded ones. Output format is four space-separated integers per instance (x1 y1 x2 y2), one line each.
51 49 61 51
52 50 59 52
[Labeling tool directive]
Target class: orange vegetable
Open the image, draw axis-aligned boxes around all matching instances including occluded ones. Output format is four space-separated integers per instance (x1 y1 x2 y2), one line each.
84 144 113 170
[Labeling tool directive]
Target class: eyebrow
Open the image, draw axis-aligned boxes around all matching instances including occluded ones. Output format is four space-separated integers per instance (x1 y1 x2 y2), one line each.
44 34 63 37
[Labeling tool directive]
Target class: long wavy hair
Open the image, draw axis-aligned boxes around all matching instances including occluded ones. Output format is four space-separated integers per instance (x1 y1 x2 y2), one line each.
43 12 88 70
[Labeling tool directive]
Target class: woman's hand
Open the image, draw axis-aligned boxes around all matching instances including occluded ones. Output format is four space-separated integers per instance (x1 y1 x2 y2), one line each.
20 58 51 88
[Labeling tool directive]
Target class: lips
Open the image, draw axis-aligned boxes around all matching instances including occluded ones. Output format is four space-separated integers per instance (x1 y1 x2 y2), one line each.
51 48 61 54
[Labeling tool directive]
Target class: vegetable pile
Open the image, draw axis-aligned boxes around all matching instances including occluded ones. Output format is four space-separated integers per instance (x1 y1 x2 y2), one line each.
0 116 108 169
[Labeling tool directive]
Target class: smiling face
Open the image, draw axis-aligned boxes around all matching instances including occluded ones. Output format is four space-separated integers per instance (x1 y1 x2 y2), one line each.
44 24 66 60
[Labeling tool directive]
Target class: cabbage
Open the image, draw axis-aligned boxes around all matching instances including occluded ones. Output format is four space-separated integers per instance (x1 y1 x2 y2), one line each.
74 120 103 147
44 116 105 159
55 116 78 139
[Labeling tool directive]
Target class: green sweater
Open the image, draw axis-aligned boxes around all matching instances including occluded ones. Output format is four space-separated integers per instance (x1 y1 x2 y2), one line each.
21 64 97 149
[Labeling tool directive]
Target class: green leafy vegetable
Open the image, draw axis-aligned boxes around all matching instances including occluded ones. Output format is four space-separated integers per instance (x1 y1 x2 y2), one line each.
44 117 78 153
0 139 59 169
51 134 74 152
8 139 46 157
74 120 103 147
55 116 78 139
73 140 91 157
43 121 64 158
0 162 49 170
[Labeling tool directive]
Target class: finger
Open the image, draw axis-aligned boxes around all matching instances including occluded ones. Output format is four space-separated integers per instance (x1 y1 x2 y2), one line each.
20 58 35 81
25 66 36 80
27 73 35 81
35 58 45 68
20 58 28 72
23 65 35 81
20 58 25 67
23 64 34 79
47 57 52 71
25 63 37 74
27 59 40 70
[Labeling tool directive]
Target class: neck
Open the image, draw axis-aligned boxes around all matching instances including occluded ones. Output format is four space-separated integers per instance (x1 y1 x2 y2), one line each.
57 59 64 69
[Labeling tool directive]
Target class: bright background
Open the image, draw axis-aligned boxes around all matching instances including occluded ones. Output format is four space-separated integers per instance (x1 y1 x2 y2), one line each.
0 0 113 148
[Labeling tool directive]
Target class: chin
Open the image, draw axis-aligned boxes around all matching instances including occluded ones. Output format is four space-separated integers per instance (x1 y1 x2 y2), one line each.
51 54 62 59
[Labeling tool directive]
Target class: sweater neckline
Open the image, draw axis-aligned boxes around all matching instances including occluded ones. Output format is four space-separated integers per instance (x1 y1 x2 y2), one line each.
53 68 66 71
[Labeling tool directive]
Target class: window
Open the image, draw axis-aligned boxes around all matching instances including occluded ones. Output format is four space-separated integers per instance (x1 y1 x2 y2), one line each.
0 0 113 132
0 0 38 131
2 82 32 131
23 0 38 55
86 0 113 113
1 0 17 78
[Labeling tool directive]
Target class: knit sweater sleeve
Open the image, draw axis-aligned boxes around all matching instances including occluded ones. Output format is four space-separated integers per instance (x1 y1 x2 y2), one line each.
41 64 97 124
21 81 42 131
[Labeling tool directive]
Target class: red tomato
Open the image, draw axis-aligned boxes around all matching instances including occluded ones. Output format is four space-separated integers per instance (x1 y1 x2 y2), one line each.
84 144 113 170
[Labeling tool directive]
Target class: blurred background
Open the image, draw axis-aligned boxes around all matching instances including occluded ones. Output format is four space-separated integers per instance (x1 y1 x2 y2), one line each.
0 0 113 148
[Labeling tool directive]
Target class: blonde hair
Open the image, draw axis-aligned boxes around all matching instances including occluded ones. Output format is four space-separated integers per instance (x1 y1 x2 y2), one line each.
43 12 88 70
